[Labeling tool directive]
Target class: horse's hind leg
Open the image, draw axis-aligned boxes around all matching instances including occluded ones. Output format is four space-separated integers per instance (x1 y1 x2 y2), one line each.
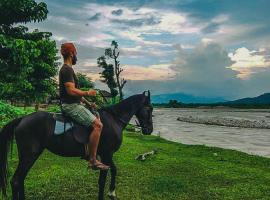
11 140 43 200
11 162 22 200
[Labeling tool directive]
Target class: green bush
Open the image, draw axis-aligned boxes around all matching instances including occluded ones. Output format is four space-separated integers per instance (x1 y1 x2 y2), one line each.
0 101 33 127
46 105 61 113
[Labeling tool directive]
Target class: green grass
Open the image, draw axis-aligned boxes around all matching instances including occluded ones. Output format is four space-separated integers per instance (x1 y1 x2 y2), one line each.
2 131 270 200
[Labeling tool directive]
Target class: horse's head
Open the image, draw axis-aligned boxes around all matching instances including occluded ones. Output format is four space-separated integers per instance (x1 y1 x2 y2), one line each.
135 90 153 135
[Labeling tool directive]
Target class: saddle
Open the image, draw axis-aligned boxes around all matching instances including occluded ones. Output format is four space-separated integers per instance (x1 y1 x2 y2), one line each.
52 113 92 144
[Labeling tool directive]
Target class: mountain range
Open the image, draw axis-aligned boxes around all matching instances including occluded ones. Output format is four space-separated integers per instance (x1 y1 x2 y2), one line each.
152 92 270 105
226 93 270 105
151 93 227 104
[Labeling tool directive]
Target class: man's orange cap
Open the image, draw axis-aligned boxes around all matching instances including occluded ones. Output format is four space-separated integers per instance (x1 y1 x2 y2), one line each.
61 43 77 57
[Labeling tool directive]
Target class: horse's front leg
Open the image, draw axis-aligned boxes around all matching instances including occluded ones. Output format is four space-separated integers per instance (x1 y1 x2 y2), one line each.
98 154 112 200
98 170 108 200
108 160 117 199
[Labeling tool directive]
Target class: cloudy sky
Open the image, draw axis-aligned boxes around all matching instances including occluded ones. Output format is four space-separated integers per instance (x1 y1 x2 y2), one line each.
30 0 270 100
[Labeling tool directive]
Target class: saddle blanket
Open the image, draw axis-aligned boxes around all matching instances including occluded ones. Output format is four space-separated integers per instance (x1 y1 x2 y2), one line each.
54 121 73 135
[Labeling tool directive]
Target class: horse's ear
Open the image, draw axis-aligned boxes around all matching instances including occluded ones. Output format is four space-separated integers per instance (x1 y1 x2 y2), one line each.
143 91 150 97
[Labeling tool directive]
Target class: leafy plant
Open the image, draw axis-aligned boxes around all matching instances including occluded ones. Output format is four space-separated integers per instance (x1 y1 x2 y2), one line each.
0 0 59 106
0 101 33 127
77 73 94 89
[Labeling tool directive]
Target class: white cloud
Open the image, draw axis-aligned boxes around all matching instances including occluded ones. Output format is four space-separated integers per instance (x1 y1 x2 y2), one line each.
122 63 175 80
156 13 198 34
79 33 115 47
79 59 97 68
180 44 195 49
228 47 270 79
82 3 199 47
120 45 175 58
82 62 175 81
52 35 66 42
115 30 171 47
201 23 264 47
85 73 101 82
201 38 213 44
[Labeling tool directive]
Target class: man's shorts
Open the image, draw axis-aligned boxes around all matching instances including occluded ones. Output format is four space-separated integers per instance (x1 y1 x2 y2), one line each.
62 103 97 128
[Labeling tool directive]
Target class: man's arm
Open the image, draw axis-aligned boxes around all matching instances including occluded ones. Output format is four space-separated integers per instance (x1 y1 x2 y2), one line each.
64 82 96 97
61 66 95 97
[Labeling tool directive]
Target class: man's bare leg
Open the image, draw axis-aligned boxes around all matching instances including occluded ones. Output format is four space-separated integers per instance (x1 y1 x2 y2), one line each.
88 118 110 170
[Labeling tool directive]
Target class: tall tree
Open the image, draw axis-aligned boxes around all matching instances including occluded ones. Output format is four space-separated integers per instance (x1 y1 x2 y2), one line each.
104 41 126 101
97 56 118 101
0 0 58 107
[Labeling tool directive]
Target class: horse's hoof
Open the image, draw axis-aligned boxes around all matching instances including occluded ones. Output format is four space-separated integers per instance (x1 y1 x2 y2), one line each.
108 190 117 199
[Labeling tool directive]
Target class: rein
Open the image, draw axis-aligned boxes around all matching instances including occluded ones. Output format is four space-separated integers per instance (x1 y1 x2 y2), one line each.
97 90 130 126
97 90 144 128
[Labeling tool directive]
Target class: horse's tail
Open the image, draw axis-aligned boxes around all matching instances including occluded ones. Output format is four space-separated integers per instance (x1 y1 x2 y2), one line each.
0 117 22 197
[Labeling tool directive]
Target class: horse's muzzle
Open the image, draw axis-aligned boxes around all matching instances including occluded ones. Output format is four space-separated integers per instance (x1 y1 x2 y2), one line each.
142 126 153 135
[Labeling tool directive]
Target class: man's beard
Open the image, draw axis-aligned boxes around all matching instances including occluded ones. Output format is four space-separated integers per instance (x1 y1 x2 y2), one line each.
72 55 77 65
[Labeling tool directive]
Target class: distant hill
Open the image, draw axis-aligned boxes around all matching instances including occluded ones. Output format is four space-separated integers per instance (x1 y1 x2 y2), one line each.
226 93 270 105
151 92 270 105
152 93 227 104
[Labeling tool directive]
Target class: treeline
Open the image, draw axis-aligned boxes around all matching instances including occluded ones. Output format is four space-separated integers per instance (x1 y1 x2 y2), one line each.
153 100 270 109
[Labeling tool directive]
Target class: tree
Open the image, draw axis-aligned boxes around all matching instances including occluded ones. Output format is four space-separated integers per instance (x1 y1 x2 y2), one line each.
76 72 94 89
103 41 126 101
97 56 118 102
0 0 48 25
0 0 58 108
168 100 182 108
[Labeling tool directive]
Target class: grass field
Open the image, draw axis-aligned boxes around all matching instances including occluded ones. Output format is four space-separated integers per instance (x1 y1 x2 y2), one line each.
2 131 270 200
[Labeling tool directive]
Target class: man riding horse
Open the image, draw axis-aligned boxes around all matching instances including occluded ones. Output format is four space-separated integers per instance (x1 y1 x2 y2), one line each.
59 42 109 171
0 42 153 200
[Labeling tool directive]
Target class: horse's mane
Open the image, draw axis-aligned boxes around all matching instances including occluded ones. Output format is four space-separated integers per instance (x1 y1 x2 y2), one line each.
99 94 144 113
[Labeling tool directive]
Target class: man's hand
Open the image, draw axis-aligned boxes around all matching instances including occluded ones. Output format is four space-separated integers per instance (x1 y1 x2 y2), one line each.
86 89 97 97
90 103 97 109
81 97 97 109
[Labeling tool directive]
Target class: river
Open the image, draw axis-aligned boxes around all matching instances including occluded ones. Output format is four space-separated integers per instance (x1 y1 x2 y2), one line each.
133 108 270 158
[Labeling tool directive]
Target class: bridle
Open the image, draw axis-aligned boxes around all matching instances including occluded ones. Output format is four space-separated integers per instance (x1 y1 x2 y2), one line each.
134 105 153 129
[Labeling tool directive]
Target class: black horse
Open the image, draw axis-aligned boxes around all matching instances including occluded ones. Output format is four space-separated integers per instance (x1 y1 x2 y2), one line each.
0 91 153 200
